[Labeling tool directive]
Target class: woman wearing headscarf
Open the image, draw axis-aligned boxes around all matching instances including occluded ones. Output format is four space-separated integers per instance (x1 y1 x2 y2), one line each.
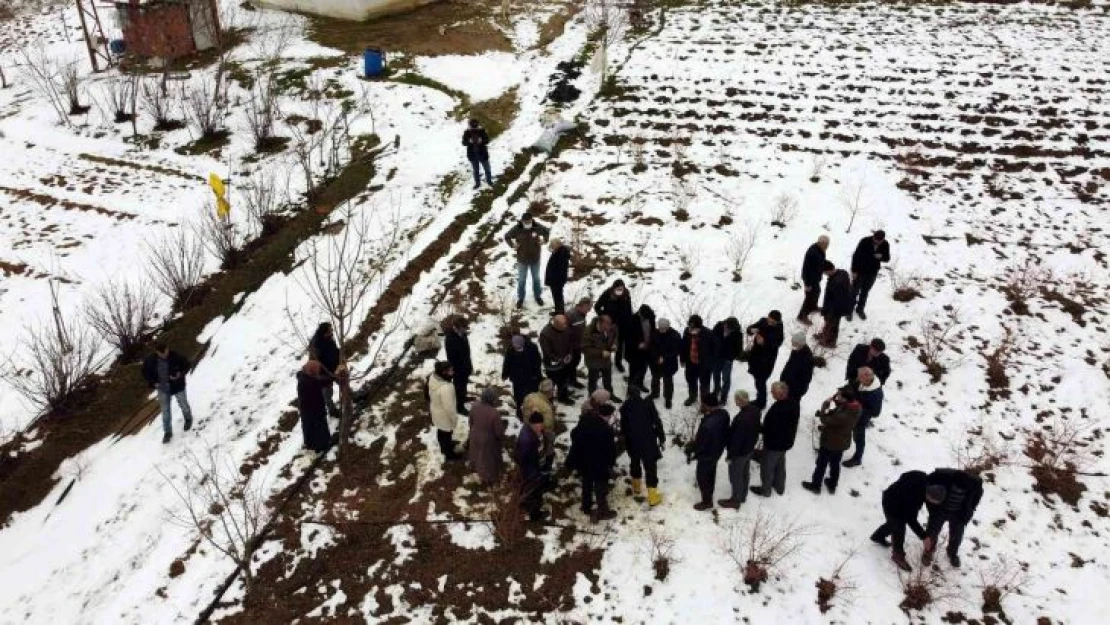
297 360 333 453
468 387 507 485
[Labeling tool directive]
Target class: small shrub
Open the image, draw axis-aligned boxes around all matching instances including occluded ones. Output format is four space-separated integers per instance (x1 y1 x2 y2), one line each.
722 510 809 593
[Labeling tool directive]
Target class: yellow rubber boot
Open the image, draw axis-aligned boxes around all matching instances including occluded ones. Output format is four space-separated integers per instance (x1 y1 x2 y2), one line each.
647 488 662 507
631 479 643 495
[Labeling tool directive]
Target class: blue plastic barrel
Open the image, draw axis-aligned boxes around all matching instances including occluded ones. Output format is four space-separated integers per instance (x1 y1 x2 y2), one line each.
109 39 126 55
363 48 385 78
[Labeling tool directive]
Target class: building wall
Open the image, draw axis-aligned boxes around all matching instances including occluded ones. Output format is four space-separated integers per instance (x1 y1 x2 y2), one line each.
256 0 442 22
120 4 196 59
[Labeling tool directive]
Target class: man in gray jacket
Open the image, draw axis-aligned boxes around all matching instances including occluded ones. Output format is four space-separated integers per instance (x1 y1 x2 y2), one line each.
504 213 550 308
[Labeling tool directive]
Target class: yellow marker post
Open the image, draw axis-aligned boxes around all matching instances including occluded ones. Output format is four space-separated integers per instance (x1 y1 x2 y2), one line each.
208 173 230 219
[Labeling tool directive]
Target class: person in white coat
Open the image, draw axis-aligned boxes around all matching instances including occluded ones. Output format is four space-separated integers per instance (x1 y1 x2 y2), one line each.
429 360 461 462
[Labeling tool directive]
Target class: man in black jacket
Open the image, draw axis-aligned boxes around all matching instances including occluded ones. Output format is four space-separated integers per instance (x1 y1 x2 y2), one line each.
779 332 815 401
746 311 784 409
142 342 194 443
871 470 936 572
850 230 891 320
505 213 551 308
681 315 718 407
649 318 681 408
544 238 571 313
846 338 891 385
923 468 984 568
568 403 620 523
711 317 742 401
625 305 656 390
691 392 730 510
444 316 473 414
750 382 799 497
797 235 830 324
502 334 543 416
462 119 493 189
594 280 634 372
719 390 761 509
309 322 342 418
620 386 666 507
820 261 853 347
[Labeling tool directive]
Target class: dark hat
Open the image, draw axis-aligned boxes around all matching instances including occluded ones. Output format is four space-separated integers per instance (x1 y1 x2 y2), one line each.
873 229 886 240
688 314 704 329
637 304 656 320
823 260 836 272
702 391 720 407
769 310 783 322
468 118 479 128
870 338 886 352
528 411 545 425
434 360 453 377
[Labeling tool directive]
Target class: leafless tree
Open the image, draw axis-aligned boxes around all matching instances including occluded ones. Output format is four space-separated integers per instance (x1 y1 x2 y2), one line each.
914 307 963 383
295 201 408 457
1000 256 1051 316
85 279 160 361
240 168 289 237
666 293 716 332
184 71 227 139
58 57 86 115
840 176 867 233
953 426 1012 478
977 556 1028 614
721 510 810 592
242 71 281 151
816 552 858 614
1024 415 1099 505
770 193 799 228
899 549 959 612
194 207 244 270
676 243 698 279
160 448 271 591
141 77 182 131
887 261 924 302
671 177 695 220
726 221 760 282
2 281 107 415
18 44 71 125
809 154 828 183
287 77 372 199
146 228 207 308
586 0 629 80
93 75 137 125
644 526 679 582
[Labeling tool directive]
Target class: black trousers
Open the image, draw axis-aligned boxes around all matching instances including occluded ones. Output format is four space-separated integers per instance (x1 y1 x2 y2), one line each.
628 453 659 488
696 458 717 503
928 516 967 557
852 271 878 313
581 475 609 511
453 374 469 414
811 448 843 489
546 368 572 401
549 283 565 313
872 505 924 556
436 429 457 459
798 283 821 318
821 314 842 346
512 380 539 415
588 364 613 394
684 364 710 400
627 350 649 388
752 373 770 408
650 366 674 401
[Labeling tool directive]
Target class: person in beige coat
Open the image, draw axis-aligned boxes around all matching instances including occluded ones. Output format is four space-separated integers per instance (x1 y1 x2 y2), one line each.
428 361 461 462
522 380 557 470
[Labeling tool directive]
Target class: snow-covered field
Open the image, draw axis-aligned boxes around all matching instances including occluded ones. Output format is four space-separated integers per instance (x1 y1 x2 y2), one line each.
1 0 1109 623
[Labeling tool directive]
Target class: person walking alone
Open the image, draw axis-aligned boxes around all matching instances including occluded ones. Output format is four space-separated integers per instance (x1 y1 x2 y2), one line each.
504 213 551 308
544 238 571 313
797 235 829 324
850 230 890 321
718 390 761 509
801 387 861 495
620 386 666 506
462 119 493 189
142 341 194 444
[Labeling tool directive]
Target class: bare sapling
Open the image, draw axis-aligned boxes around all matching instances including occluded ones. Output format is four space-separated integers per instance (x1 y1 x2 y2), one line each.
1024 415 1097 506
1000 256 1050 316
145 228 207 309
840 176 867 233
913 307 963 383
2 281 107 415
160 448 271 591
94 75 138 126
18 44 72 125
953 426 1012 479
184 70 227 139
676 244 698 280
85 279 160 361
981 325 1017 400
240 168 289 237
816 552 858 614
671 177 695 221
770 193 799 228
490 471 525 546
809 154 828 183
58 57 87 115
585 0 630 81
726 221 760 282
899 549 958 612
977 557 1028 615
194 206 245 270
645 526 678 582
141 78 182 131
888 261 924 302
722 510 809 592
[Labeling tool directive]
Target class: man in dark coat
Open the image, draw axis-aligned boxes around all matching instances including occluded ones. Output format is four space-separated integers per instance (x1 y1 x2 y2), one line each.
568 404 619 523
779 332 815 401
444 316 473 414
850 229 891 320
691 392 730 510
515 412 548 522
504 213 551 308
582 314 620 400
649 318 681 408
871 470 933 572
711 317 742 401
719 390 761 509
620 386 666 506
462 118 493 189
797 235 829 324
142 341 194 444
842 366 883 468
565 298 592 389
625 304 656 390
539 315 575 405
594 280 634 372
296 360 332 453
544 238 571 313
820 261 853 347
309 322 342 418
802 388 861 495
746 311 784 409
923 468 984 568
502 334 543 415
751 382 799 497
680 315 718 407
846 338 891 385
